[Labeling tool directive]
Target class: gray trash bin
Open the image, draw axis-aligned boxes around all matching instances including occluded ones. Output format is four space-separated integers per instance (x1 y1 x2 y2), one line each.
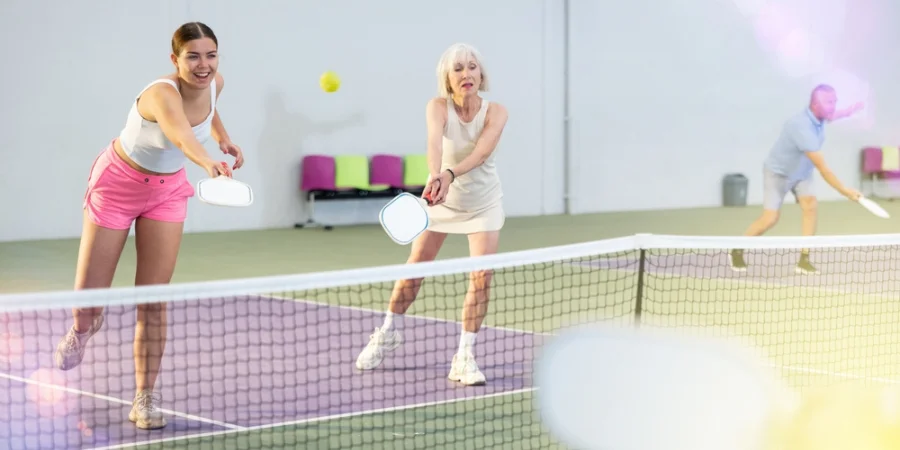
722 173 748 206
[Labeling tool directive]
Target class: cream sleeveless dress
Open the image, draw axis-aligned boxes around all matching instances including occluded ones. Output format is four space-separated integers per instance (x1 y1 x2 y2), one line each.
426 97 505 234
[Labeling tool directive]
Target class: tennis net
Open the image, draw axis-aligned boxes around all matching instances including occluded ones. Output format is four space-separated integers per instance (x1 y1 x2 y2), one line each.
2 232 900 449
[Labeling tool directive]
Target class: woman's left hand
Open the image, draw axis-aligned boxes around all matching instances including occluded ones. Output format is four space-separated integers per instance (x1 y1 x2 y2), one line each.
219 140 245 170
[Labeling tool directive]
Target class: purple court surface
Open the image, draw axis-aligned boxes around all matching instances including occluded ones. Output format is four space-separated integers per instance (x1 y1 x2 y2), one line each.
0 296 545 449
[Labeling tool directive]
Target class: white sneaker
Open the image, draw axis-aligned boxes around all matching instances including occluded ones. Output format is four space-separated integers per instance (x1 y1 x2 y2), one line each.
129 390 167 430
448 352 486 386
355 328 402 370
54 314 104 371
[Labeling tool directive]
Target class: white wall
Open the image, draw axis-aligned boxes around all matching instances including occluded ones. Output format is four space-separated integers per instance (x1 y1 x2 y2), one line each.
3 0 899 241
0 0 188 241
0 0 566 242
567 0 900 213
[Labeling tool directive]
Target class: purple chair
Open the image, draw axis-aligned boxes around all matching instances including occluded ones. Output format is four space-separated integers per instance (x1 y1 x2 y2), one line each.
862 147 882 174
297 155 337 230
369 154 404 189
301 155 336 192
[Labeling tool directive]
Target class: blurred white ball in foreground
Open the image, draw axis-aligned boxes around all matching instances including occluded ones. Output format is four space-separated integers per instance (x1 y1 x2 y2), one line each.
535 325 792 450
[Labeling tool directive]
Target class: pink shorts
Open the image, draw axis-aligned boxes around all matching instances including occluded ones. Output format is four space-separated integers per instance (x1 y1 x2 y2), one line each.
83 141 195 230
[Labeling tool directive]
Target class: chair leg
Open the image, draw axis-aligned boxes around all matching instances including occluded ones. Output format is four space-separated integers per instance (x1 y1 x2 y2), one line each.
294 194 334 230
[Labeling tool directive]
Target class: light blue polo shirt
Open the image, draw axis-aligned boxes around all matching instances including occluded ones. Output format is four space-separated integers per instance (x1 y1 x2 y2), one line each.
763 109 826 181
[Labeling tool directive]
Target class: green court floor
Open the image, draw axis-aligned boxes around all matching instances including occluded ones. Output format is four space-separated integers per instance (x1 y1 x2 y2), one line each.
3 200 899 295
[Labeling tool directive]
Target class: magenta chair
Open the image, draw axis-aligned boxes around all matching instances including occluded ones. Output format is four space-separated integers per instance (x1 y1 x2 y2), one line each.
301 155 336 192
297 155 337 230
369 154 404 193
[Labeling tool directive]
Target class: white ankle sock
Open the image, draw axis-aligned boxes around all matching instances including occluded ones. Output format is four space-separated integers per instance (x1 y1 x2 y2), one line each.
458 331 477 356
381 311 402 331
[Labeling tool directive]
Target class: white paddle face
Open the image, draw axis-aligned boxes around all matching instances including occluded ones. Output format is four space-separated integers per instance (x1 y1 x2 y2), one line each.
858 196 890 218
535 325 788 450
197 177 254 207
380 193 429 245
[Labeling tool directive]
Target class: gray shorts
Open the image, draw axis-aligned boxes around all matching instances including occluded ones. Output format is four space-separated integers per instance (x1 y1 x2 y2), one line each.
763 167 814 210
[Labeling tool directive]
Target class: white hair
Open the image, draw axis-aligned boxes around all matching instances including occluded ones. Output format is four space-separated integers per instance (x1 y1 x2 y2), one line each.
435 43 489 97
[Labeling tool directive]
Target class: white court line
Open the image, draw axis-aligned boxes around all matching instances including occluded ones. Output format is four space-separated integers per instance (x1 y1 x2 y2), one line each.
87 387 538 449
86 363 900 449
266 295 555 337
0 371 244 430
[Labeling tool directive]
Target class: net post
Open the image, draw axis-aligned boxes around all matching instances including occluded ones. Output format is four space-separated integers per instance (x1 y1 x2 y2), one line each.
633 248 646 328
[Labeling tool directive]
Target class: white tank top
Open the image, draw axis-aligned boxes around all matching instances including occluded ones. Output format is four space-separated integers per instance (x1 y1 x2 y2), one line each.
438 97 502 211
118 78 216 173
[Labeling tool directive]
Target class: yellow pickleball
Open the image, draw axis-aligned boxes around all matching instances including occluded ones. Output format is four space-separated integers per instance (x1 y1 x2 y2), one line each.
320 71 340 93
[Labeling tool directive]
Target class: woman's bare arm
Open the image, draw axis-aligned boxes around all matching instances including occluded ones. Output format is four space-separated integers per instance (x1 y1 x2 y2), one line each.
141 83 218 169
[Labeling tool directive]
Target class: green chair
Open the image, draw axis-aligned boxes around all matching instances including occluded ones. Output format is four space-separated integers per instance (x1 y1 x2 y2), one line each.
403 154 430 188
334 155 390 191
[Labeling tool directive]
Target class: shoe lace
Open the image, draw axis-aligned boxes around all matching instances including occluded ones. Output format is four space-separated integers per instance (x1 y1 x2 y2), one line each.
367 328 386 346
457 353 480 372
467 359 481 373
136 391 162 413
63 330 82 353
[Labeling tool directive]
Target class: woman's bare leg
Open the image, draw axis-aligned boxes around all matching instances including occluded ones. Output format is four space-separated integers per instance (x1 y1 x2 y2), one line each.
448 230 500 386
55 212 128 371
386 231 448 315
128 217 184 430
460 230 500 335
355 231 447 370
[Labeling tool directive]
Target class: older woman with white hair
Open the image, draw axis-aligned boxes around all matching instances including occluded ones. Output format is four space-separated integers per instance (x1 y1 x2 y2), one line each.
355 42 509 386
